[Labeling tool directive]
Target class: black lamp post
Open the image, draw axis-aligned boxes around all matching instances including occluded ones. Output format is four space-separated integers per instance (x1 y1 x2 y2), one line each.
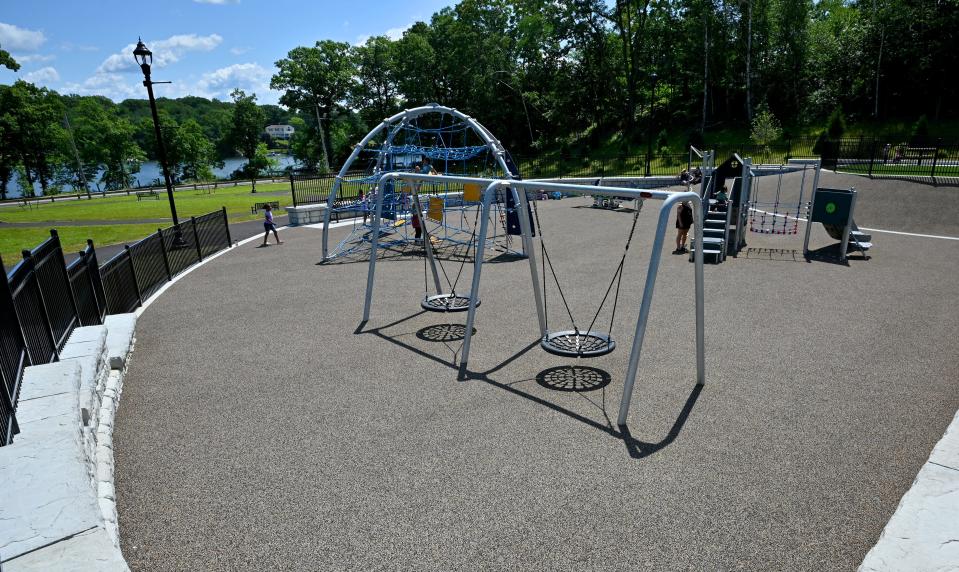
645 71 658 177
133 38 184 245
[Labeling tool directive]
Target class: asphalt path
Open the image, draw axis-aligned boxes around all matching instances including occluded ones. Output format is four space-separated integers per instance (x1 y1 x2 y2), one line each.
114 172 959 570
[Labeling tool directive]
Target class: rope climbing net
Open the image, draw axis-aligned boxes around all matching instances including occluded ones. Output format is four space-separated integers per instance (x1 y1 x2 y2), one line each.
321 105 520 262
747 163 818 236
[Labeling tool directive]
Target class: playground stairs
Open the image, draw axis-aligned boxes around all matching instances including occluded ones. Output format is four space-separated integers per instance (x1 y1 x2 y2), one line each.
690 207 731 263
824 220 873 252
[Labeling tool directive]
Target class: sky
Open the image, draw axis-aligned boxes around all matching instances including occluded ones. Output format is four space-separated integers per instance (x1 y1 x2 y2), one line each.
0 0 455 105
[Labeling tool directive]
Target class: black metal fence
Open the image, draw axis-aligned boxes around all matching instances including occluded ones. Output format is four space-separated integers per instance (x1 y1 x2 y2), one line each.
0 207 233 446
818 137 959 184
290 170 374 208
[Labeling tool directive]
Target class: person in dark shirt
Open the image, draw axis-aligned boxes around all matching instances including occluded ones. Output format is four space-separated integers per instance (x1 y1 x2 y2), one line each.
674 201 693 254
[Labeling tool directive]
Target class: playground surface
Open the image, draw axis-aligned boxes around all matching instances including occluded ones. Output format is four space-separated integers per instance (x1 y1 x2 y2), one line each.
113 171 959 570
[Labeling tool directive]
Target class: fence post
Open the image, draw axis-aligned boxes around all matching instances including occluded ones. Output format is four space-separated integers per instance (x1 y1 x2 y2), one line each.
290 172 297 207
85 240 106 323
157 227 173 280
0 253 31 444
20 248 60 361
645 149 651 177
868 139 877 178
125 245 143 308
51 230 81 329
222 207 233 246
191 217 203 261
931 138 941 180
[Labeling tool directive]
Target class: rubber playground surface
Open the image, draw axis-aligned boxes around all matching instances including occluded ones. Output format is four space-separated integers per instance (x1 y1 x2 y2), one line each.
113 171 959 570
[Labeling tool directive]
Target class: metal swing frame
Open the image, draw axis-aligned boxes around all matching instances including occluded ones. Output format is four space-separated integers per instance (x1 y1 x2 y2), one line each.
362 173 706 427
410 191 480 313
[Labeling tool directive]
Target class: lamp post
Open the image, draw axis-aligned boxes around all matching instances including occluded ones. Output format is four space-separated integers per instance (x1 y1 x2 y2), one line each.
133 38 184 245
645 72 659 177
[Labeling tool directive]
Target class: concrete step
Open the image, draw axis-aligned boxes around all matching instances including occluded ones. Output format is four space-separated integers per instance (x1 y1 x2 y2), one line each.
704 220 726 228
706 211 727 221
703 228 726 238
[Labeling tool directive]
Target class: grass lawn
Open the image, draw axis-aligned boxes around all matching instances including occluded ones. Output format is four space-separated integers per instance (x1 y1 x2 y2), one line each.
0 223 162 267
0 182 291 225
0 182 292 265
837 163 959 177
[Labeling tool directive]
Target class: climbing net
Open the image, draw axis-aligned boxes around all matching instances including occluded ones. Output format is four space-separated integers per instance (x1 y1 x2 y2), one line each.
322 105 519 262
748 163 817 235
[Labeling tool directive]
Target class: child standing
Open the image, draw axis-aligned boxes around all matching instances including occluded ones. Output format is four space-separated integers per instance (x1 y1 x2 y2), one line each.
262 204 282 246
674 201 693 254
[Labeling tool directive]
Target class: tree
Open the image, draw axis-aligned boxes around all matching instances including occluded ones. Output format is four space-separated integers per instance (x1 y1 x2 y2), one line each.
270 40 355 171
0 43 19 71
0 86 19 199
226 89 266 192
750 104 782 146
5 81 68 195
352 36 400 123
173 119 222 182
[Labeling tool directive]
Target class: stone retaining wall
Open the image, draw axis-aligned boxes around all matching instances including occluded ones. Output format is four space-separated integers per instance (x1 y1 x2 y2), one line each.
0 314 136 571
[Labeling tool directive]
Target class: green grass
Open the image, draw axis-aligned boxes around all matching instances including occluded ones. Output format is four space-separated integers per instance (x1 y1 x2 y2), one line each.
837 164 959 177
0 182 291 225
0 223 163 267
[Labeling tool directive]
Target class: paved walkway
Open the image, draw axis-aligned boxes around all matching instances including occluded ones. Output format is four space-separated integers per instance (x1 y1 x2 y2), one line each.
113 173 959 570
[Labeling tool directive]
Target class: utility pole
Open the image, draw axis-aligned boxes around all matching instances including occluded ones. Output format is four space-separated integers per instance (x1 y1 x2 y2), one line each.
62 112 91 199
314 103 330 173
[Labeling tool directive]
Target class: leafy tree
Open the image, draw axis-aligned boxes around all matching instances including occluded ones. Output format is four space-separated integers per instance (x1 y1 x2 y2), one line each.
270 40 355 171
226 89 266 192
352 36 400 123
826 105 846 139
172 119 222 182
909 115 930 145
0 86 19 199
750 104 782 146
0 42 19 71
5 81 68 195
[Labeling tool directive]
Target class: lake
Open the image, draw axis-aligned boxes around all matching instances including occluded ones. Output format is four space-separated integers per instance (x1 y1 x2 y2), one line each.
3 155 300 199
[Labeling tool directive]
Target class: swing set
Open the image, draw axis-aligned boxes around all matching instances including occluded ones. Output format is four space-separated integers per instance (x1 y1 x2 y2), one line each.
361 173 706 427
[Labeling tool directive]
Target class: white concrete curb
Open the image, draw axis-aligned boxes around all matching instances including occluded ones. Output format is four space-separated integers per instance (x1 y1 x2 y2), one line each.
859 408 959 570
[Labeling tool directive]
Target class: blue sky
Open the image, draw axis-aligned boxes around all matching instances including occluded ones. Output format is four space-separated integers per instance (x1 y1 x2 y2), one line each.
0 0 455 104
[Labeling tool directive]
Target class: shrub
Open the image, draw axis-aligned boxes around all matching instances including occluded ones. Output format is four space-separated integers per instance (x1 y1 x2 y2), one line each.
910 115 930 145
826 106 846 139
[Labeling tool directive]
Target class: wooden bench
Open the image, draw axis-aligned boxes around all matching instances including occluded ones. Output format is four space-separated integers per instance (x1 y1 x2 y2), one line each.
136 190 159 201
252 201 280 214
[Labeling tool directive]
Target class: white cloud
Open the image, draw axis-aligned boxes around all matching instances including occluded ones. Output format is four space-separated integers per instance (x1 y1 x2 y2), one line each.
384 24 412 40
197 62 271 96
22 66 59 84
355 22 413 46
62 73 141 100
0 22 46 52
62 61 279 104
97 33 223 73
229 46 251 55
14 53 55 63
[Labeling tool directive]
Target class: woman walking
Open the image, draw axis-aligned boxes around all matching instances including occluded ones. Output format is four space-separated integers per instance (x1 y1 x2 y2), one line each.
262 204 283 246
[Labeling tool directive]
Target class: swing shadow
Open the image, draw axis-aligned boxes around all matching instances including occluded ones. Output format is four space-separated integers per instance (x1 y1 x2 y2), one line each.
468 368 704 461
356 312 701 460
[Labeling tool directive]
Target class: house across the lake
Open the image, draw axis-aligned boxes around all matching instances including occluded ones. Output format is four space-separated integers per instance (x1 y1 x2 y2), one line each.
265 124 295 139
